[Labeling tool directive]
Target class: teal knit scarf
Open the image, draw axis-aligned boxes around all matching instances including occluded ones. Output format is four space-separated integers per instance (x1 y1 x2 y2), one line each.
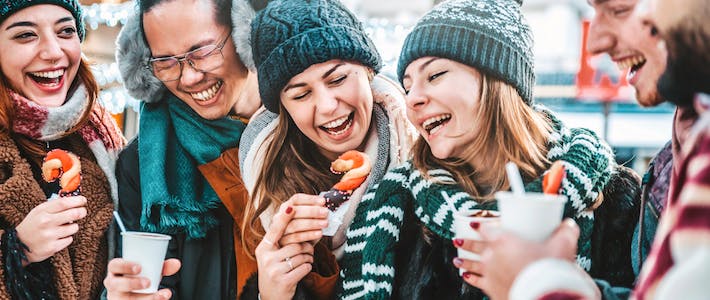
337 107 615 299
138 95 245 239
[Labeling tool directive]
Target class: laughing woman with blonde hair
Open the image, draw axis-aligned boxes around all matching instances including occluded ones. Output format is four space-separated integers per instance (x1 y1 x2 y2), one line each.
338 0 642 298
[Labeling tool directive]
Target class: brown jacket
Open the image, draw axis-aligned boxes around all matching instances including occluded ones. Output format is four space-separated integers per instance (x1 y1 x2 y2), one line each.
0 134 113 300
199 147 258 299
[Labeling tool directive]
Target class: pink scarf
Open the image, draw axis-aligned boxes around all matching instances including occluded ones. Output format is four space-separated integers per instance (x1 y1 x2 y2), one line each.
10 85 125 203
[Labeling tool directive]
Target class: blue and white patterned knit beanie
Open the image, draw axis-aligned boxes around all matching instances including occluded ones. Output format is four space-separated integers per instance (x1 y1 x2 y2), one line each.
398 0 535 104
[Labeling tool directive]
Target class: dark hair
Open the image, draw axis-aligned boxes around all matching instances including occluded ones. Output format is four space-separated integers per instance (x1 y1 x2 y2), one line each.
139 0 233 28
657 2 710 106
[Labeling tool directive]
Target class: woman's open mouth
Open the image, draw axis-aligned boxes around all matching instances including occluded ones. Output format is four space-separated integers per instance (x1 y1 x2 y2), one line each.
320 112 354 136
422 113 451 136
28 69 65 89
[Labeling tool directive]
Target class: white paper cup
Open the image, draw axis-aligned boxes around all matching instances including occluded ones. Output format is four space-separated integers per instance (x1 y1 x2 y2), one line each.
495 191 567 242
121 231 171 294
453 209 500 275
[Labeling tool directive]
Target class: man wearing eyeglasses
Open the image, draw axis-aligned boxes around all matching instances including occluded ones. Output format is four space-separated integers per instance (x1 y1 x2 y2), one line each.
103 0 268 299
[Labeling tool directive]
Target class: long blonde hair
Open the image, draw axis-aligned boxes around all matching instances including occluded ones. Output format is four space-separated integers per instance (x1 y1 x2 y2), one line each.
412 75 551 201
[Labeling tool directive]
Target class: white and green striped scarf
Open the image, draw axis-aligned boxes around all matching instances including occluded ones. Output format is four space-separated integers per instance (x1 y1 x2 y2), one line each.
337 108 615 299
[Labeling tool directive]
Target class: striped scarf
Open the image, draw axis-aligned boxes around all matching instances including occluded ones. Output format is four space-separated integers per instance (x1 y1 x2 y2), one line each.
10 85 125 204
337 108 615 299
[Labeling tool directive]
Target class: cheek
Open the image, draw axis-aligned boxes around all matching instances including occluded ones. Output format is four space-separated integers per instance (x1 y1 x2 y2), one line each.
283 103 315 132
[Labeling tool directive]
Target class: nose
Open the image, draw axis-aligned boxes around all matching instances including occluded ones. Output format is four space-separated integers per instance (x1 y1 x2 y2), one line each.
405 86 428 110
178 60 205 87
315 88 339 115
586 15 616 55
39 35 63 63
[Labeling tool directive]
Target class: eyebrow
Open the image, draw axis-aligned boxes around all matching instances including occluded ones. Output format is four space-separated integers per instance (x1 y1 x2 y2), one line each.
283 63 346 93
588 0 611 5
151 34 222 59
5 17 74 31
402 57 440 81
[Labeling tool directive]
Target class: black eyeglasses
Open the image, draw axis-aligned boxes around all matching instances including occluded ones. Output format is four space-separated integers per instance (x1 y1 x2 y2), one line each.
147 32 230 82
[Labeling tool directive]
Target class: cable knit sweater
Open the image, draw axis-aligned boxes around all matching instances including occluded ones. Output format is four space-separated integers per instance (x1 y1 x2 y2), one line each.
338 108 626 299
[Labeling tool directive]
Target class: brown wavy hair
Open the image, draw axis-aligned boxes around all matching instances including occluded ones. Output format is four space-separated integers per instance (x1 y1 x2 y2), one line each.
412 75 552 202
242 67 376 256
0 58 99 158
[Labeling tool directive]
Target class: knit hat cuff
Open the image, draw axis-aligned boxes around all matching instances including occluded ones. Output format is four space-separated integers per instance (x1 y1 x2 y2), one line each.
397 24 535 104
0 1 85 41
257 25 382 113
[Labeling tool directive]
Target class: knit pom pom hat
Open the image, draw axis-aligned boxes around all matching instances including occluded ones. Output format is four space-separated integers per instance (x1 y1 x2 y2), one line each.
0 0 85 40
251 0 382 113
397 0 535 104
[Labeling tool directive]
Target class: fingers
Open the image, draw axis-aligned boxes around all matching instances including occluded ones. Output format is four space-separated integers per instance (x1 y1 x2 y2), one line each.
547 219 580 259
453 238 487 254
291 205 329 220
44 196 87 214
286 194 326 207
283 219 328 235
282 261 313 283
104 259 151 293
154 288 173 300
279 230 323 245
108 258 142 276
162 258 181 276
278 253 314 274
259 205 296 251
462 271 484 289
52 206 87 225
273 243 315 264
453 257 484 276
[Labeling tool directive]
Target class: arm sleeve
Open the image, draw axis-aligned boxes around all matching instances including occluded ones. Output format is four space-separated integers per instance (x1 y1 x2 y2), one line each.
301 241 340 300
509 258 601 300
115 139 180 297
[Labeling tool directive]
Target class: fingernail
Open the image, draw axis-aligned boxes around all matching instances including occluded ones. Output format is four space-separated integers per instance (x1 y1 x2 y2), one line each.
132 265 140 273
285 206 293 214
453 257 463 267
463 272 472 279
453 238 464 247
141 278 150 287
470 221 480 230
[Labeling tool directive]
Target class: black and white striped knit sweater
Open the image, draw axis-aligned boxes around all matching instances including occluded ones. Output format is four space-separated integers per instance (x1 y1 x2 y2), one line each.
337 110 615 299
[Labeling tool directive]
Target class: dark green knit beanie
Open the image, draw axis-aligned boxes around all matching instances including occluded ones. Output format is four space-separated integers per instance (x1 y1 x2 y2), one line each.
251 0 382 113
398 0 535 104
0 0 85 41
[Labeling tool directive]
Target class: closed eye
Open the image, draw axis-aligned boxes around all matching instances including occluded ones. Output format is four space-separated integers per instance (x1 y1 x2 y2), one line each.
428 71 447 82
293 91 310 100
13 31 36 40
330 75 347 85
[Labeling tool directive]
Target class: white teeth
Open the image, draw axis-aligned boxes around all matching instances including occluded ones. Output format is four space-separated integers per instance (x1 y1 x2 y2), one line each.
615 55 646 70
190 81 223 101
322 115 350 129
30 69 64 79
327 120 352 136
422 114 451 129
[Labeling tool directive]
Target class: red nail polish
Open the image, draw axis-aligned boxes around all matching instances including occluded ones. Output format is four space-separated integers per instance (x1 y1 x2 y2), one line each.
463 272 472 279
453 238 464 247
285 206 293 214
453 257 463 267
470 221 480 230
